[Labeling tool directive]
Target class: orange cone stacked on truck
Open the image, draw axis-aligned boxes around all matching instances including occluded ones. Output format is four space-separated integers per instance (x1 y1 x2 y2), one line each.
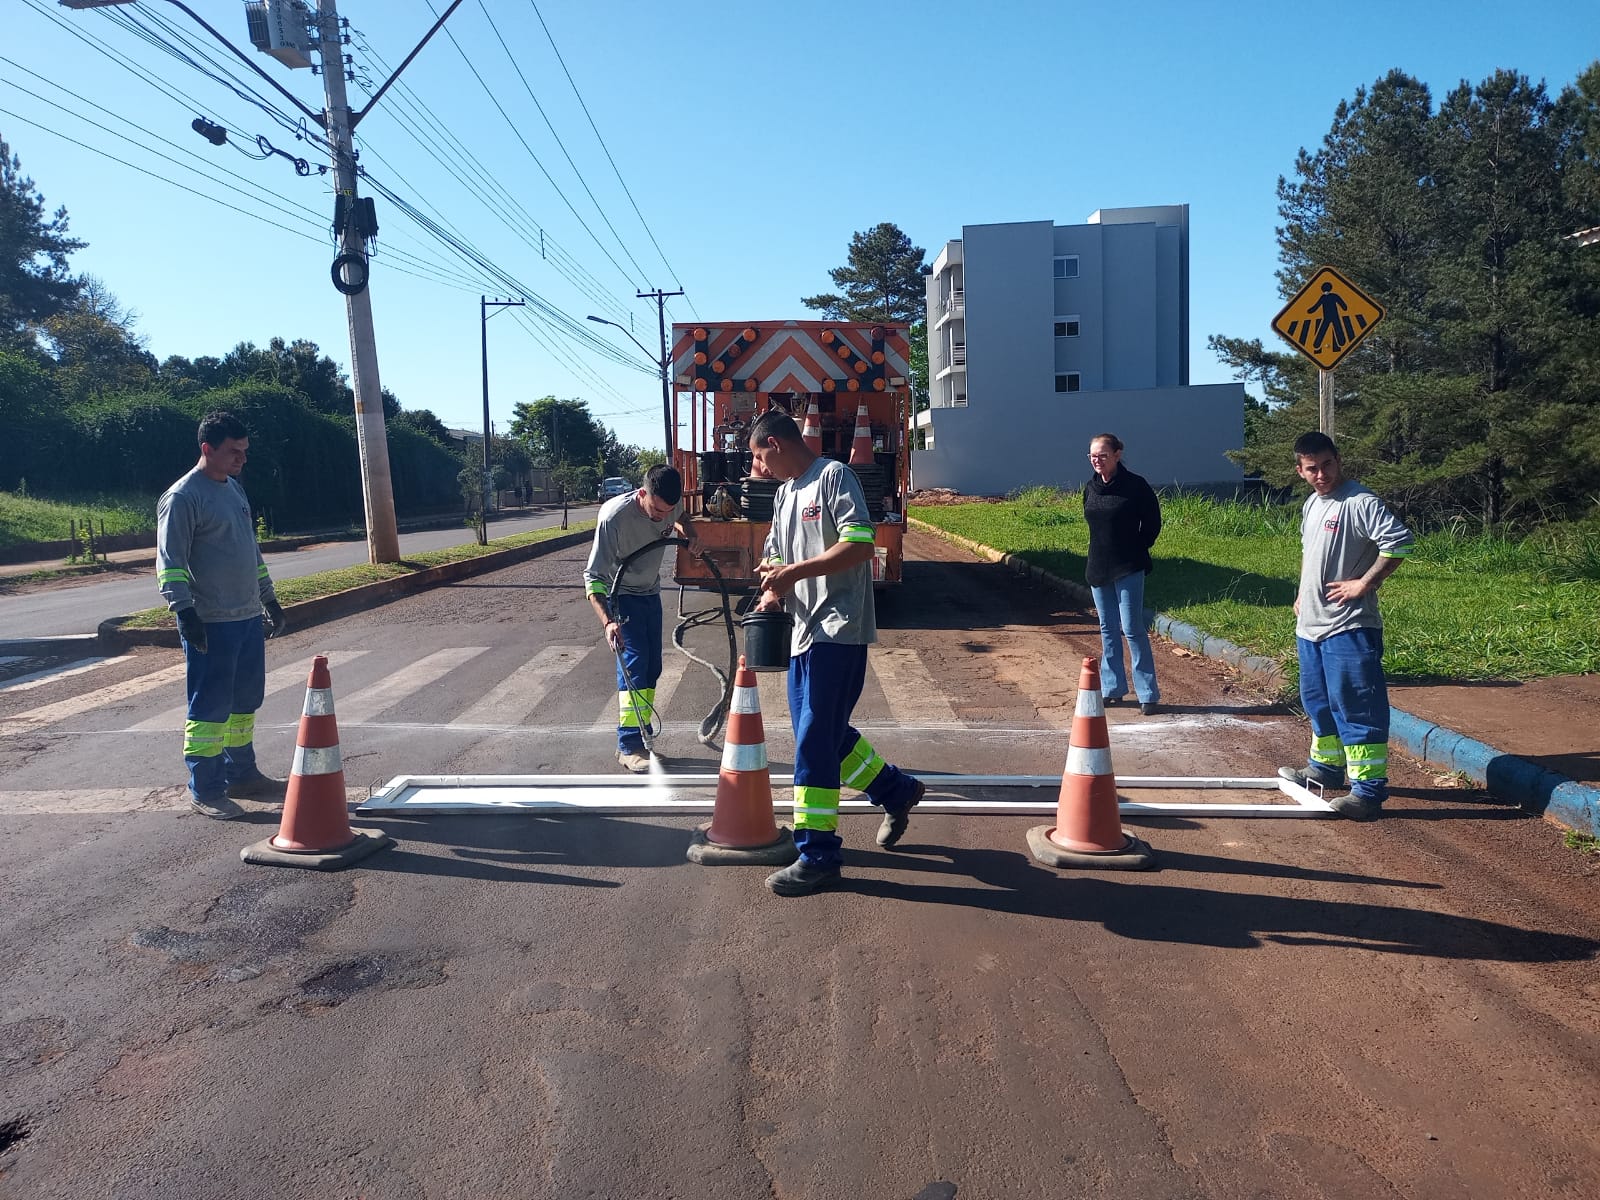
800 397 824 455
1026 657 1155 870
848 400 875 465
688 656 798 866
241 655 394 871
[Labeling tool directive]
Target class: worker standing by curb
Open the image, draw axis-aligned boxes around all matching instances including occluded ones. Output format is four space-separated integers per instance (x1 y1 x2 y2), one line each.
1280 431 1414 821
157 411 288 820
583 465 697 772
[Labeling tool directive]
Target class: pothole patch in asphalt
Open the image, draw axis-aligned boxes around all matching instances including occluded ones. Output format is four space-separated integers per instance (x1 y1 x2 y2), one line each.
293 953 446 1011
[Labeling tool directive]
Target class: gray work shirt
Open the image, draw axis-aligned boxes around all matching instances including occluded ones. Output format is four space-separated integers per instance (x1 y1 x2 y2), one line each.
583 490 683 598
156 468 276 622
1296 480 1414 642
763 457 877 655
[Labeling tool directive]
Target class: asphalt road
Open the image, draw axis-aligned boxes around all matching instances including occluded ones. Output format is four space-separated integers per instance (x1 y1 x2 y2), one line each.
0 505 597 640
1 530 1597 1199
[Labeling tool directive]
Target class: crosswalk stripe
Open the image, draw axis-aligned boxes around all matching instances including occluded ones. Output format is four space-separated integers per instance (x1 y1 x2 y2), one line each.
0 786 368 815
0 662 188 733
336 647 490 724
125 650 371 732
0 655 132 694
588 653 690 732
452 644 588 727
872 647 959 724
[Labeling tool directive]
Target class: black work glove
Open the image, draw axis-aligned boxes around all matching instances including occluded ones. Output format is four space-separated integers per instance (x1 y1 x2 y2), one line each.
263 599 288 638
175 608 208 654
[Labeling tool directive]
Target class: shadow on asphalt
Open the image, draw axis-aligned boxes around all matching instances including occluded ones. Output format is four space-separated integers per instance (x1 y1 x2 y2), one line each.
370 814 691 873
877 560 1090 631
836 844 1598 961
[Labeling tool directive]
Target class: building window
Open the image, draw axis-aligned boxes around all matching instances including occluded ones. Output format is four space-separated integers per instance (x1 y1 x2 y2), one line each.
1054 373 1081 393
1054 317 1080 338
1053 255 1079 279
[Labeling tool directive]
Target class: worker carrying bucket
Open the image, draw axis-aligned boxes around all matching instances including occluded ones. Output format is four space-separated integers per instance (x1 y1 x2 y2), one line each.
583 466 698 773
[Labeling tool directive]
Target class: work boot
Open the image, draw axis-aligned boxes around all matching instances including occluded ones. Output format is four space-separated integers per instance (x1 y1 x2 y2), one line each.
1329 792 1383 822
227 771 288 802
189 793 244 820
616 749 651 774
876 777 926 849
1277 765 1346 791
1139 701 1160 716
765 858 842 896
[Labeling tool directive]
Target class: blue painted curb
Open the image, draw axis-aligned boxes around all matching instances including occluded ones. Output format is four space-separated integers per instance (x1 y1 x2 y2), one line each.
908 518 1600 838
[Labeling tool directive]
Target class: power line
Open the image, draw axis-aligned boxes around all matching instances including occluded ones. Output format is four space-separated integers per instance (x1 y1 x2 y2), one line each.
524 0 694 315
419 0 643 292
473 0 651 284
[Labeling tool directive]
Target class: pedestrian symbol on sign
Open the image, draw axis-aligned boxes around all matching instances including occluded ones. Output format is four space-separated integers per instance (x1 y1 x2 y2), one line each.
1271 267 1385 371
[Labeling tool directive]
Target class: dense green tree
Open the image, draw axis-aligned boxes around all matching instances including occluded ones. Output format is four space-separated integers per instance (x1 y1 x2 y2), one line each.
802 222 928 324
0 136 83 350
43 277 156 401
510 396 605 468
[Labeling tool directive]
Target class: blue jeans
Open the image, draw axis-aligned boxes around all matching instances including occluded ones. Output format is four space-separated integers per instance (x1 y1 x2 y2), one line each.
182 616 265 800
613 592 663 753
1297 628 1390 805
1090 571 1159 704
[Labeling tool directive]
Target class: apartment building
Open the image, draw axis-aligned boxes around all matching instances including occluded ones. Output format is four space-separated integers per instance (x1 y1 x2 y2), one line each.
917 206 1244 494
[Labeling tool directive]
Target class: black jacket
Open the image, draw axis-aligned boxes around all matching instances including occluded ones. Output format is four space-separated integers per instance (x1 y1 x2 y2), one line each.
1083 465 1162 587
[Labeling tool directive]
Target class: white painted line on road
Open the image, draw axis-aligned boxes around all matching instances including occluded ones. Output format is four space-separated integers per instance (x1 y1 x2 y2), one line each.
871 648 959 724
336 646 489 724
124 650 370 732
0 786 369 814
454 644 588 727
0 662 186 733
0 655 131 694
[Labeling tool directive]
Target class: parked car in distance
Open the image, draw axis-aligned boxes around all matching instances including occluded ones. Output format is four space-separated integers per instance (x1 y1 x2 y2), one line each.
598 476 632 501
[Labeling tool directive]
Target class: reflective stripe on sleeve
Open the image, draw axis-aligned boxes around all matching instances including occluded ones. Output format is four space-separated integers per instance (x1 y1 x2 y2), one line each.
587 580 609 596
840 524 875 544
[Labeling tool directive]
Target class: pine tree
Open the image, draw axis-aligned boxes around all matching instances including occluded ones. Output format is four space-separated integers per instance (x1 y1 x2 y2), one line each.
802 223 927 324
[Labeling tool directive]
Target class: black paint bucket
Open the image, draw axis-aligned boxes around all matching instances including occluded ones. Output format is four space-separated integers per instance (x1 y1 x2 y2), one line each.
741 609 793 673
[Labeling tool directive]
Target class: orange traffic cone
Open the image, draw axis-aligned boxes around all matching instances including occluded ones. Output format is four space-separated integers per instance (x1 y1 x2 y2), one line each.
241 655 393 870
800 397 823 455
1026 657 1155 870
687 656 798 866
847 399 874 465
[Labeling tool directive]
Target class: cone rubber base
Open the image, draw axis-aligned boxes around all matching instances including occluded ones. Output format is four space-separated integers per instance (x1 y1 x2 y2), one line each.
241 828 395 871
1026 825 1155 871
686 823 798 866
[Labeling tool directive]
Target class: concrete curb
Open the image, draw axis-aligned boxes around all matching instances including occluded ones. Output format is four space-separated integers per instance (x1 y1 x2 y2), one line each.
0 634 104 657
907 517 1600 837
96 528 593 650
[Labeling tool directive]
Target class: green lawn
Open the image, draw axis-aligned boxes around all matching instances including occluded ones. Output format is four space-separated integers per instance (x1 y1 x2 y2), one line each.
0 490 157 550
117 521 595 628
911 491 1600 682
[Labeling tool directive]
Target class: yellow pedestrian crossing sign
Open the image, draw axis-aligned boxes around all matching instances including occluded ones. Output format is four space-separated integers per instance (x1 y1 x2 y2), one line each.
1272 266 1385 370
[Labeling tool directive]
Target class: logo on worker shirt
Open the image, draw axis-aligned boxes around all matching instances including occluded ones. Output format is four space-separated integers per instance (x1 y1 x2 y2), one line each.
1323 516 1339 532
801 503 822 522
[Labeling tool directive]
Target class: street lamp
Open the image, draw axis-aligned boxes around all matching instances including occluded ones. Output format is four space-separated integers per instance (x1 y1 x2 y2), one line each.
587 314 674 458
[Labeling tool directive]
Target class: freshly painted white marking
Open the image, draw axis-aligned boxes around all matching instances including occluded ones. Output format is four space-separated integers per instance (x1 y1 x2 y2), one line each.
451 644 588 727
872 648 958 723
336 647 489 724
0 655 130 694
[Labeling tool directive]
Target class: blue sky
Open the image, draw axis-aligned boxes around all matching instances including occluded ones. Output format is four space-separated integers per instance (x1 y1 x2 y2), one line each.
5 0 1598 450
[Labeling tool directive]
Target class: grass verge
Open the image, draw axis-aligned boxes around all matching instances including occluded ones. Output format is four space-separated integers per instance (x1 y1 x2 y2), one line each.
0 490 157 549
911 493 1600 682
116 522 594 629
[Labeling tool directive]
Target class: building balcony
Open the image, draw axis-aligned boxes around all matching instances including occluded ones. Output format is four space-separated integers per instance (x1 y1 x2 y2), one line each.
934 360 966 382
933 287 965 330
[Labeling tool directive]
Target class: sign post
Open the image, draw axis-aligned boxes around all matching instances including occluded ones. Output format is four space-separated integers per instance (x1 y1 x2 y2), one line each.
1272 266 1386 436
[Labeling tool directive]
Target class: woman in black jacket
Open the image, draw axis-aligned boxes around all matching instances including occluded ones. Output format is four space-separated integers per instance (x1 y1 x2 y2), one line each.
1083 433 1162 715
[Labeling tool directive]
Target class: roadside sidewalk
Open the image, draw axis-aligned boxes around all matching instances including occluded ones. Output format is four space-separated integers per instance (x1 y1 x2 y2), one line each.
911 519 1600 838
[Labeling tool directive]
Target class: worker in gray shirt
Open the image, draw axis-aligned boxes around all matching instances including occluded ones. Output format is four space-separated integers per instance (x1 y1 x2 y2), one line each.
583 464 697 772
157 411 287 819
1279 431 1414 820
